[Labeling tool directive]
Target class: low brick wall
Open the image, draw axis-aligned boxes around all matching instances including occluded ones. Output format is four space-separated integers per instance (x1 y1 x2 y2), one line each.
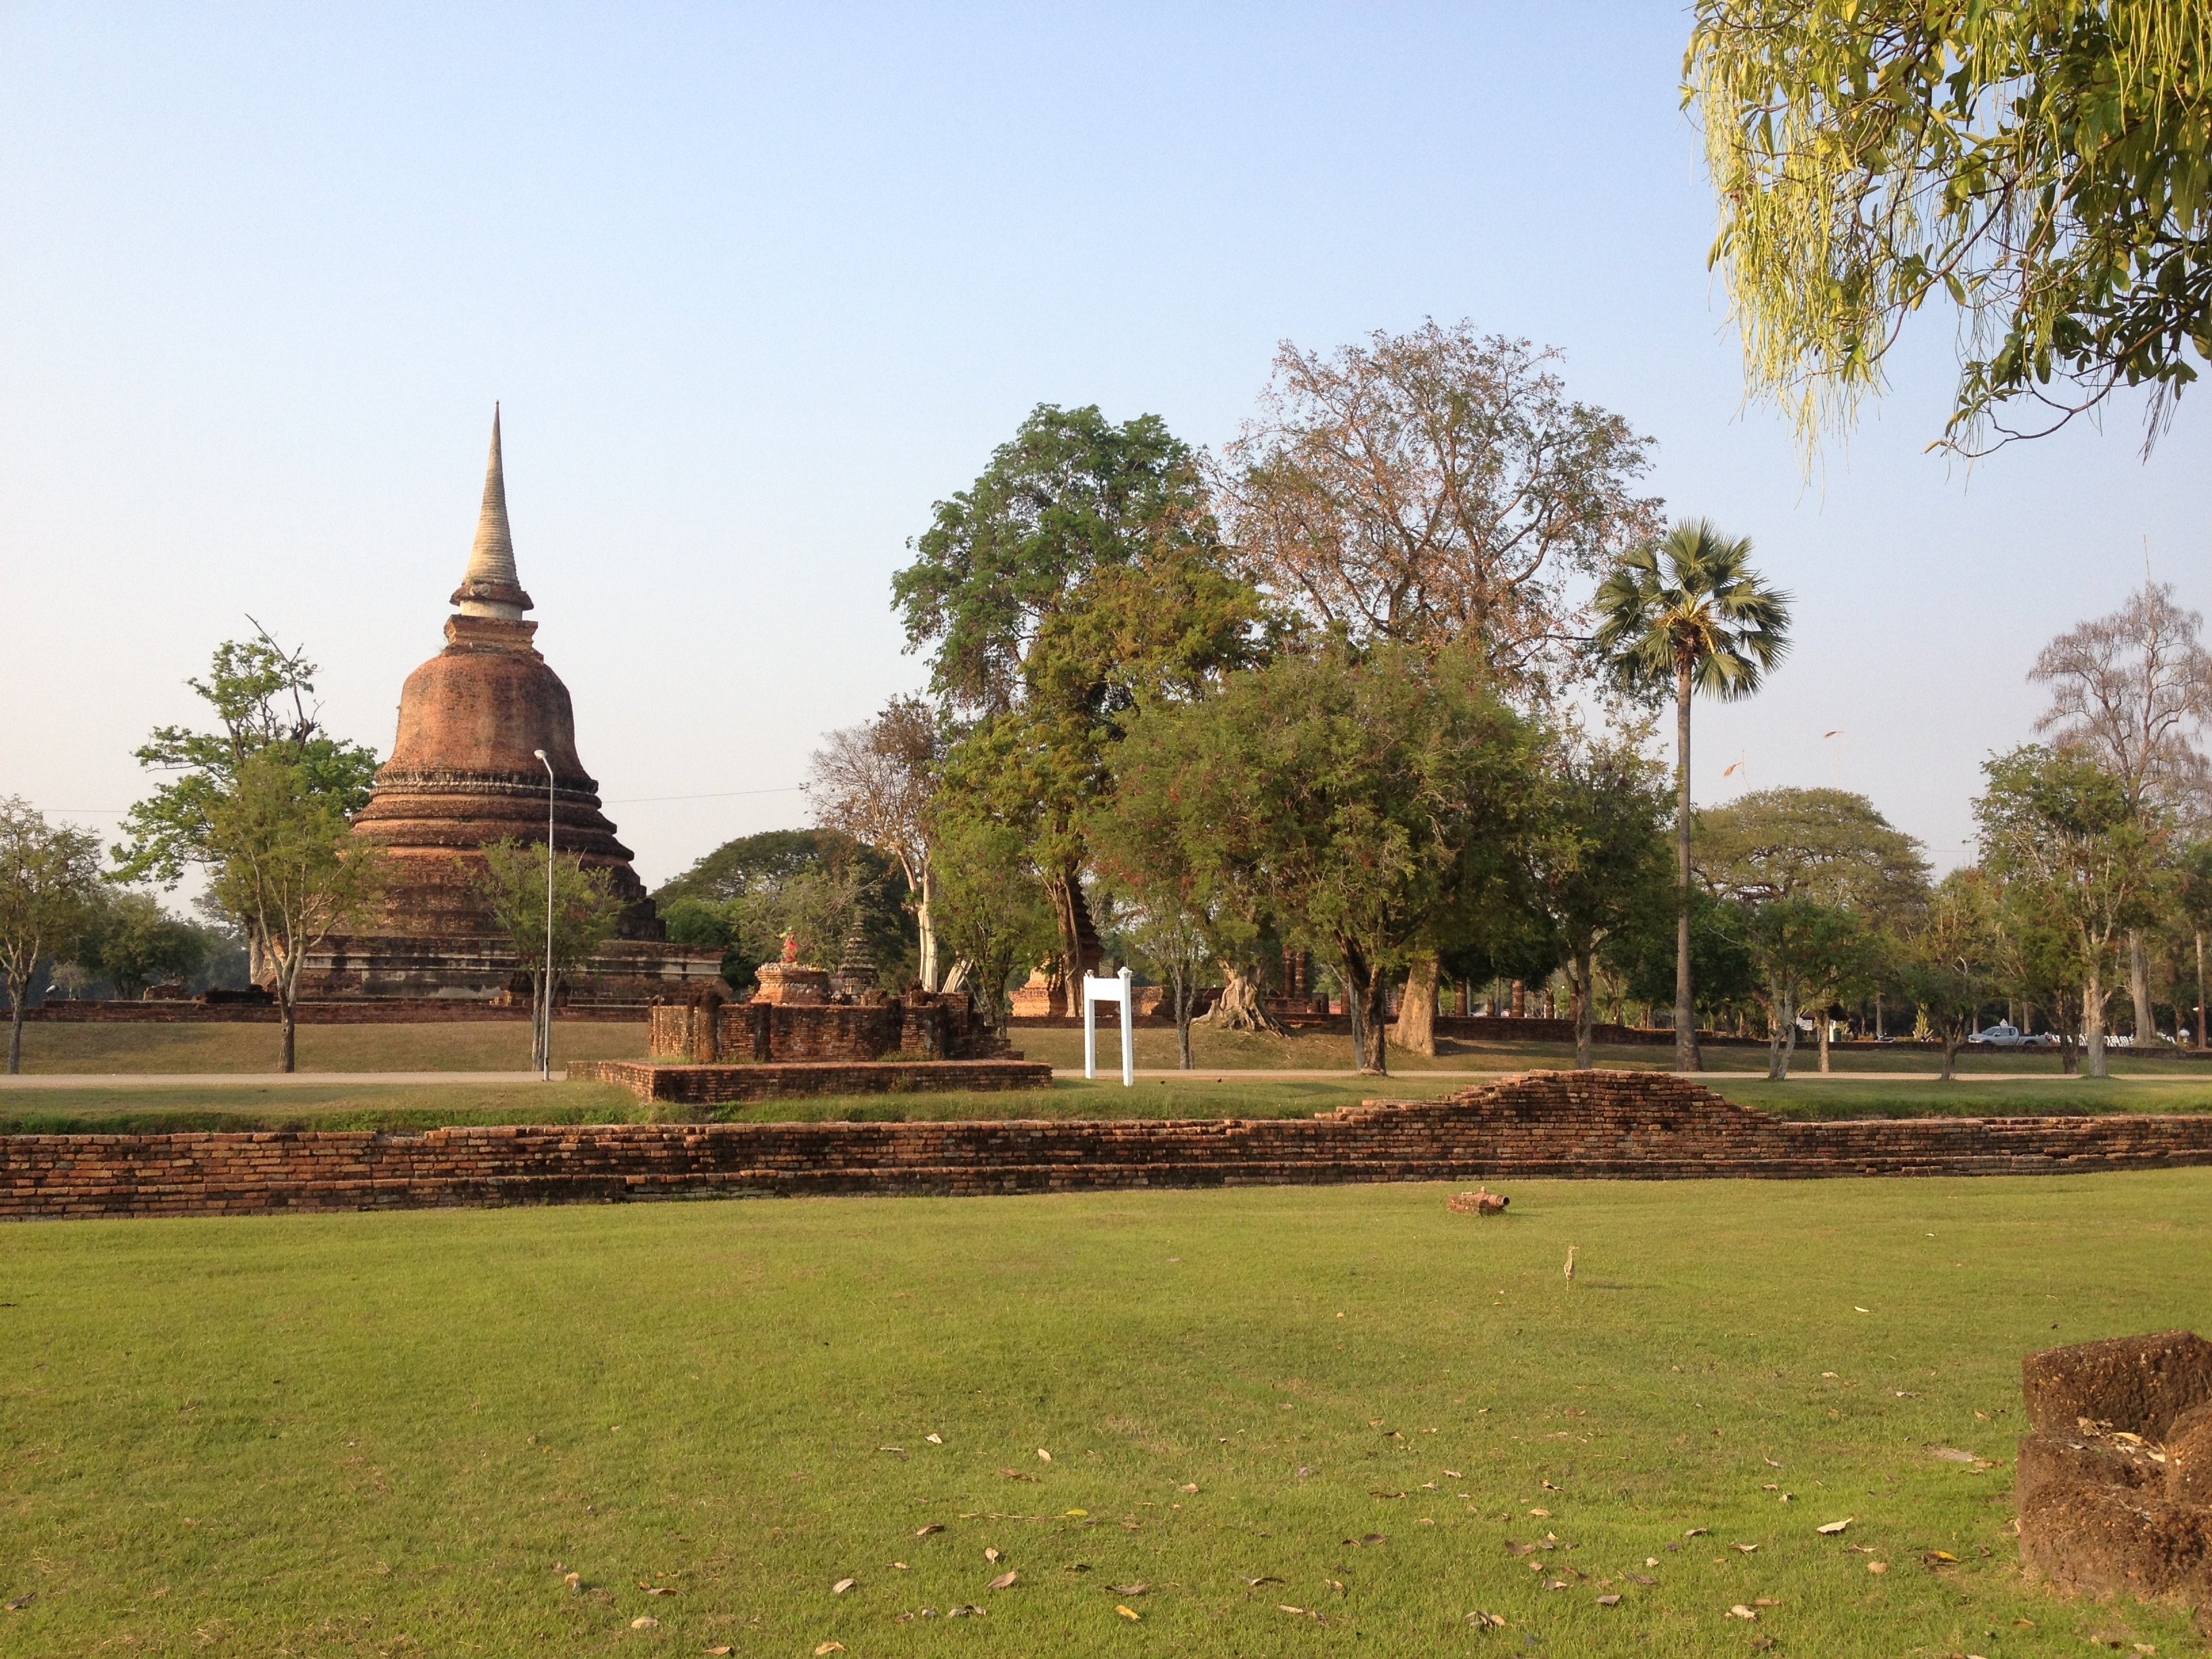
7 1071 2212 1223
22 1000 644 1025
574 1059 1054 1105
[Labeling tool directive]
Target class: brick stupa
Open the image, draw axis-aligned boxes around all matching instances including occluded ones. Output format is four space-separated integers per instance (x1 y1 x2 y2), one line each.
300 411 724 1005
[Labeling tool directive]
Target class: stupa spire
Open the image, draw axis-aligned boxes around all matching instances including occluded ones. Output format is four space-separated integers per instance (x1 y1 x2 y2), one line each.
451 404 533 619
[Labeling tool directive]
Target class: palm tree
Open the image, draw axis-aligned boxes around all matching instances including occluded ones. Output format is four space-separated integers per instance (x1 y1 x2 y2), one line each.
1592 521 1791 1073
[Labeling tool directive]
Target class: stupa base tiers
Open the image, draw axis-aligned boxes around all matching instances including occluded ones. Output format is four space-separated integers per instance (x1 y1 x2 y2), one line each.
298 935 727 1006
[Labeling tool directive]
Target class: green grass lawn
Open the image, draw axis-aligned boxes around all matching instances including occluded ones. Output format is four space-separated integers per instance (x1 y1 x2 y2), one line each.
7 1019 649 1075
4 1173 2210 1657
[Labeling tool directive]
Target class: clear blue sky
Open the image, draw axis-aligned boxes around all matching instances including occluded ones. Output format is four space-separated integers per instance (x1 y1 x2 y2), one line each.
3 3 2204 890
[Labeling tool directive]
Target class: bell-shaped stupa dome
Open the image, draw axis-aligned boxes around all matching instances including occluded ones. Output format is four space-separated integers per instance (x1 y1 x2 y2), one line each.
347 409 663 941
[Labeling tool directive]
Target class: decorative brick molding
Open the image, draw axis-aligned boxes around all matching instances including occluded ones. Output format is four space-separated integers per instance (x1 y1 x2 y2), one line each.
7 1071 2212 1223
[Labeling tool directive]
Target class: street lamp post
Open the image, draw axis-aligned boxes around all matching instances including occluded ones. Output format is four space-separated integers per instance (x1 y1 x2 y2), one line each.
533 748 555 1083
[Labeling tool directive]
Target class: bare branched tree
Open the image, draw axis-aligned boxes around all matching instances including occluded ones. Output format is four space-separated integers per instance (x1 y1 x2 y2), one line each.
1215 321 1664 695
2031 579 2212 1039
806 697 944 989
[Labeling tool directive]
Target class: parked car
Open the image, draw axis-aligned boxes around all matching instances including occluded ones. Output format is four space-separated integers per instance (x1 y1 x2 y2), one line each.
1967 1022 2034 1047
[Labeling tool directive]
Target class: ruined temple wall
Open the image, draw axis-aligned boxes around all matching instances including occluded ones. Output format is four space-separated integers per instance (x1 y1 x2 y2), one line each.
8 1070 2212 1222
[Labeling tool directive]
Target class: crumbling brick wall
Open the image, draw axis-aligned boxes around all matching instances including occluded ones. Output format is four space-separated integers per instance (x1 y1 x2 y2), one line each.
7 1071 2212 1223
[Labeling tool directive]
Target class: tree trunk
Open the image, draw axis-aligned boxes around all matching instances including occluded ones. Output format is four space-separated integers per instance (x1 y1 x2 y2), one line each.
6 989 23 1076
1765 989 1798 1080
1940 1025 1961 1082
279 996 297 1074
1572 949 1595 1070
2058 1031 2079 1076
2083 970 2108 1079
1207 961 1285 1033
2128 928 2152 1040
1042 865 1091 1009
1173 969 1195 1071
1673 661 1700 1073
914 862 939 993
1391 953 1439 1058
1818 1005 1831 1073
531 968 550 1074
2196 930 2206 1050
1340 942 1388 1075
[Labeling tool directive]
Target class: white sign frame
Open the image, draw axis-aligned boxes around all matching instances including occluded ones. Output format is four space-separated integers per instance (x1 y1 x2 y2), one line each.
1082 966 1136 1087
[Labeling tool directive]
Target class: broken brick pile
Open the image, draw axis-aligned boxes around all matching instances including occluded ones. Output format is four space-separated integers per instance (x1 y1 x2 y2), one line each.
5 1070 2212 1223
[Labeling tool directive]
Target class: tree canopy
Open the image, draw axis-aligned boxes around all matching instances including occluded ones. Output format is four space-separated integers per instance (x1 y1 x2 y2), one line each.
1687 0 2212 455
1217 322 1662 692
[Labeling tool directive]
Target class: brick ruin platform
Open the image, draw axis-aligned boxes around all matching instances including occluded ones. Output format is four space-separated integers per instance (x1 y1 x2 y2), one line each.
2016 1330 2212 1631
7 1071 2212 1223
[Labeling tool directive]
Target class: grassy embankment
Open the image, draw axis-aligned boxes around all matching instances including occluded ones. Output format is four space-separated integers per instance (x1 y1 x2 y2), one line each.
7 1021 2211 1134
3 1172 2209 1657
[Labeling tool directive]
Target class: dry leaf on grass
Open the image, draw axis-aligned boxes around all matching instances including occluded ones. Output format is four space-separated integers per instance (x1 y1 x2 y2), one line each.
1866 1560 1888 1574
1115 1605 1141 1620
987 1570 1018 1591
1179 1482 1198 1492
1111 1582 1149 1595
1240 1574 1284 1587
1467 1610 1507 1629
1685 1527 1709 1537
1596 1593 1622 1606
1626 1574 1655 1585
832 1578 856 1595
915 1523 943 1536
2 1595 33 1612
983 1549 1001 1563
1528 1507 1551 1517
1816 1518 1851 1534
705 1648 733 1656
630 1616 659 1629
1037 1449 1052 1462
815 1644 844 1656
1065 1508 1088 1517
1732 1542 1759 1553
925 1433 943 1444
1727 1605 1757 1620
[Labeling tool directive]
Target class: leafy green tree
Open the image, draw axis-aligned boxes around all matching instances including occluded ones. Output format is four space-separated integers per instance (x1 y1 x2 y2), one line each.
807 697 946 988
2179 840 2212 1048
201 753 386 1073
115 632 380 986
1694 787 1931 922
1977 745 2164 1077
1512 730 1674 1068
927 809 1059 1033
0 798 105 1073
1592 520 1792 1071
655 829 916 991
1740 897 1871 1080
1687 0 2212 455
1216 321 1663 687
476 839 625 1074
1893 871 2001 1081
70 889 209 999
1106 646 1540 1075
893 404 1272 994
1599 883 1759 1029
